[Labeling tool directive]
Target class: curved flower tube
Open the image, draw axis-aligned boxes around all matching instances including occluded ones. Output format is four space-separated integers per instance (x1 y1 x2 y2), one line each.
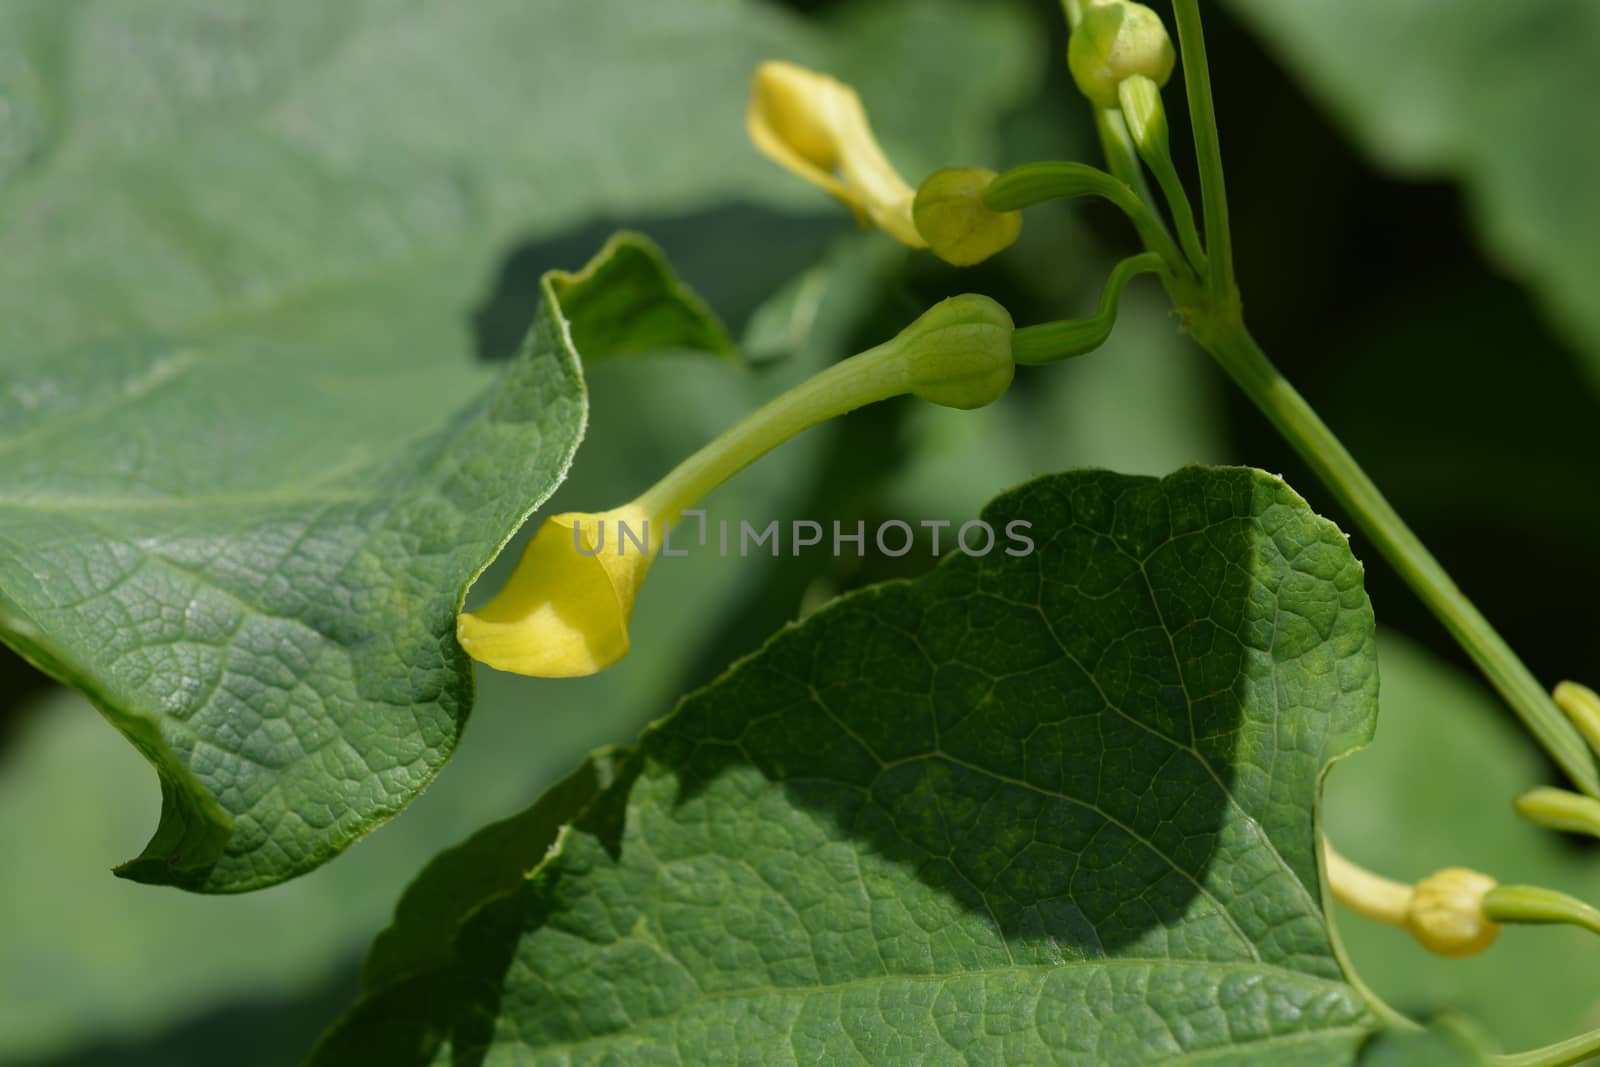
1324 840 1502 958
458 294 1014 679
747 60 926 249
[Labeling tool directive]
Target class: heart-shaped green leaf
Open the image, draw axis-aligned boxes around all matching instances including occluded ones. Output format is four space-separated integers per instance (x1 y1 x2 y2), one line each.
316 467 1390 1064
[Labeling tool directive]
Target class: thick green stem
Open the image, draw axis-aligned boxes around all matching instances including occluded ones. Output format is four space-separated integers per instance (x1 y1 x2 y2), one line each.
1067 0 1591 798
1201 322 1600 796
1170 0 1236 308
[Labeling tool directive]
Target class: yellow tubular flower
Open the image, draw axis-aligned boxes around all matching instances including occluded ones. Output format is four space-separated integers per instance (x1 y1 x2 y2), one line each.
1406 868 1502 958
1324 841 1502 959
455 504 652 678
747 60 926 249
458 294 1014 679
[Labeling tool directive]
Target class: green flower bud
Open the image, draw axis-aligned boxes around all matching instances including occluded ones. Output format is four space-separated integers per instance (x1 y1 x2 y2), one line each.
1116 74 1168 156
897 293 1015 410
912 168 1023 267
1068 1 1176 110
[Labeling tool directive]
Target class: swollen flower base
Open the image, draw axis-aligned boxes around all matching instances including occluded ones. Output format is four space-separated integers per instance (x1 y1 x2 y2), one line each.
458 294 1015 678
1324 842 1503 959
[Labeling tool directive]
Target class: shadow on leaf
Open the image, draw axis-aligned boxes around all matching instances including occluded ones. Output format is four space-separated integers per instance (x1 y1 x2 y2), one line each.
313 467 1381 1065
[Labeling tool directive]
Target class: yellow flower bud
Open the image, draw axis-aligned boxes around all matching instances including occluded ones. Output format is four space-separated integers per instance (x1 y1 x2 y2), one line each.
458 295 1013 679
1406 868 1502 958
1067 2 1176 110
747 60 926 249
912 168 1023 267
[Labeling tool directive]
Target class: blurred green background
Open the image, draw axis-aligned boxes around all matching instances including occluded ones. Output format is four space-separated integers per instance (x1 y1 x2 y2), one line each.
3 0 1598 1062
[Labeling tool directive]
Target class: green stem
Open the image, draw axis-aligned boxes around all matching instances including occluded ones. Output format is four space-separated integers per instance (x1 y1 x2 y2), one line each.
1201 322 1600 796
1170 0 1236 308
986 161 1189 280
1138 143 1206 275
637 295 1011 522
1013 253 1164 365
1495 1027 1600 1067
1094 108 1159 213
1093 109 1188 279
1483 884 1600 937
637 330 910 522
1116 77 1207 275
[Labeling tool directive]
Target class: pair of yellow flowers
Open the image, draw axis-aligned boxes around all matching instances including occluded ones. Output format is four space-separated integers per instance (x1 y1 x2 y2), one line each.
458 60 1025 680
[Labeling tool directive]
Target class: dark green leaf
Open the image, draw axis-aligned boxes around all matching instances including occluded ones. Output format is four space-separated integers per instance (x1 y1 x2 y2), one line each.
317 467 1389 1065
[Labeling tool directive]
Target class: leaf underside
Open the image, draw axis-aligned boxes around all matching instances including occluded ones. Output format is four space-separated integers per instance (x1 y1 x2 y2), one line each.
0 234 724 892
0 0 1042 895
317 466 1385 1066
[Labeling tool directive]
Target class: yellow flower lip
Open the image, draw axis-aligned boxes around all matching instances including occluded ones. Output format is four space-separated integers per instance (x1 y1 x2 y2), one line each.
747 60 925 249
457 505 655 679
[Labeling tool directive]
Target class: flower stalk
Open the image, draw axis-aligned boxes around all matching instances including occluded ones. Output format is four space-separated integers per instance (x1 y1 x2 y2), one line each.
1169 0 1236 309
1117 75 1206 273
1011 252 1163 365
